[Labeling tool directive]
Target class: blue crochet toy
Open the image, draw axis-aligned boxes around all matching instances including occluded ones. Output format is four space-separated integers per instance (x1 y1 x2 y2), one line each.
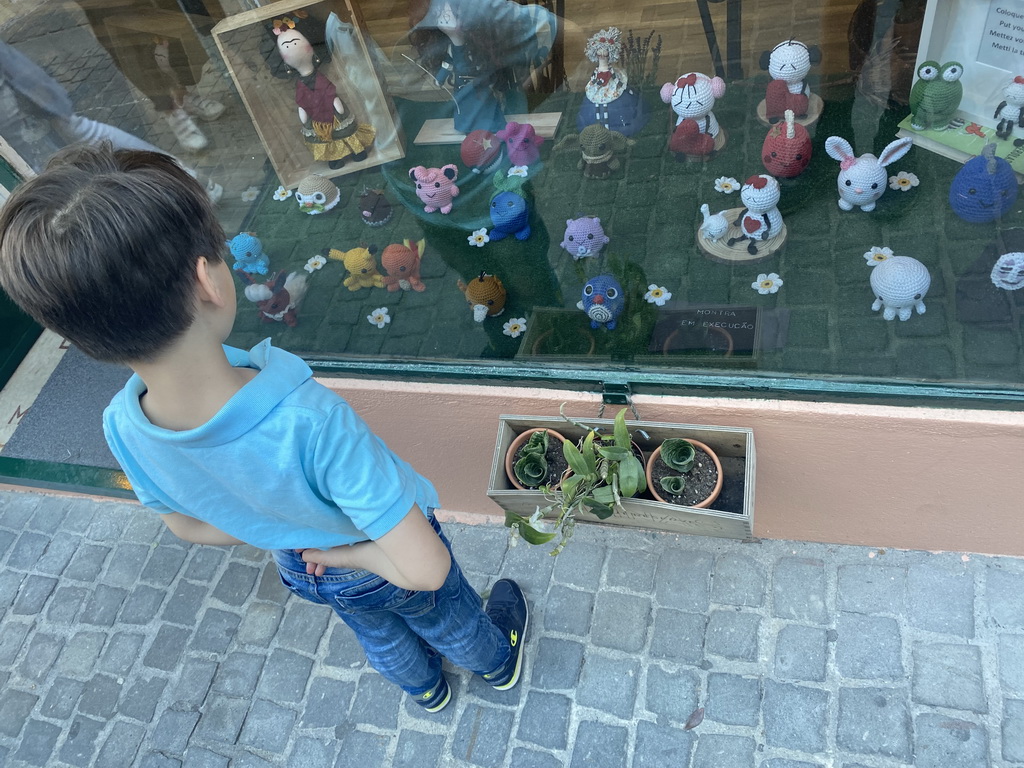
949 143 1018 223
577 274 625 329
488 170 531 241
228 233 270 275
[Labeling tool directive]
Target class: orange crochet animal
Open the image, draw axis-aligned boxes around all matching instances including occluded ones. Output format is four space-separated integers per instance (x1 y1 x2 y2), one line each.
381 238 426 292
457 271 507 322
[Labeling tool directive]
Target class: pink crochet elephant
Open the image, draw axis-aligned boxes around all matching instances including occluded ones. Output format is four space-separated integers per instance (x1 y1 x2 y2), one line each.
496 121 544 167
409 164 460 214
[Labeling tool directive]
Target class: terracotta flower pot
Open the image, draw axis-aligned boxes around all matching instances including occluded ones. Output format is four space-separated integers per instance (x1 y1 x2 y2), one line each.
505 427 568 490
645 438 723 508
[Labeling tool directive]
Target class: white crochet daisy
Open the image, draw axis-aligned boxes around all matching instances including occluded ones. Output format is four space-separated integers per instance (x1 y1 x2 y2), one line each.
304 254 326 273
367 307 391 329
864 246 894 265
241 186 260 202
644 285 672 306
888 171 919 191
508 166 530 178
468 228 490 247
752 273 783 294
273 186 293 201
502 317 528 338
714 176 740 194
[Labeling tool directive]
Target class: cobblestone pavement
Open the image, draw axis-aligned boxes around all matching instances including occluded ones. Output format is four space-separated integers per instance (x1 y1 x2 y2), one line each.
1 488 1022 767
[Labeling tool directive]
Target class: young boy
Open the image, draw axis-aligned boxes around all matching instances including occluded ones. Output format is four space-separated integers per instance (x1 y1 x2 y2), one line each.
0 145 527 713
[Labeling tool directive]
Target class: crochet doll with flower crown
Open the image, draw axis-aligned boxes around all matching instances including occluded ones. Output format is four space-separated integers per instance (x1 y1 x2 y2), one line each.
263 11 375 170
576 27 649 137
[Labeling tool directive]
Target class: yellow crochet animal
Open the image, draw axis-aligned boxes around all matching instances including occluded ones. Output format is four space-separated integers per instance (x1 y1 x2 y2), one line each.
329 246 385 291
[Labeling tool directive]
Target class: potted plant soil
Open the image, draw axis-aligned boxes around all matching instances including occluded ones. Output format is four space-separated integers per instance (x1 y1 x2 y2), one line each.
645 437 723 509
504 428 568 490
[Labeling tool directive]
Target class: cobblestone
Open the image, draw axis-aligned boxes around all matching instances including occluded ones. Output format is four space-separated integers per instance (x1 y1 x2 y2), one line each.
0 489 1020 766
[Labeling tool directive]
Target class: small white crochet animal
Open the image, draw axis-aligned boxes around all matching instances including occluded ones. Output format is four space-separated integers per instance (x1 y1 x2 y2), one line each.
825 136 913 212
994 77 1024 140
699 203 729 242
726 175 782 255
868 254 930 321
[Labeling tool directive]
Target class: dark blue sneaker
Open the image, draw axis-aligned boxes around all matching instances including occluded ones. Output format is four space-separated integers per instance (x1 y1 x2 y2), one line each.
416 675 451 712
482 579 529 690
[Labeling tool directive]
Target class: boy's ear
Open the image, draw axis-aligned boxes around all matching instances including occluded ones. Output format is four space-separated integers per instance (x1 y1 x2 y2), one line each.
195 256 228 308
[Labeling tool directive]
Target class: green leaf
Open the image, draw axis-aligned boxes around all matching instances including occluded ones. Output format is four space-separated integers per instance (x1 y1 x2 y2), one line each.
581 430 598 474
618 456 641 498
585 500 615 519
519 430 549 459
563 439 591 478
503 509 557 545
660 475 687 495
661 439 696 473
514 452 548 487
560 473 581 501
591 486 615 503
516 521 558 545
597 445 631 461
613 408 631 448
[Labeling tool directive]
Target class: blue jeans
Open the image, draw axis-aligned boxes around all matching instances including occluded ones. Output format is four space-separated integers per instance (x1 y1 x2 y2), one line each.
272 515 512 698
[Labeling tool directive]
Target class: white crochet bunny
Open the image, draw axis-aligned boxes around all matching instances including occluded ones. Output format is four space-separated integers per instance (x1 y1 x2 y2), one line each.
824 136 913 212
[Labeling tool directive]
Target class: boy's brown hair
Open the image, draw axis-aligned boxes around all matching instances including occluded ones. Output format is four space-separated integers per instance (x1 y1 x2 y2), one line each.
0 144 224 364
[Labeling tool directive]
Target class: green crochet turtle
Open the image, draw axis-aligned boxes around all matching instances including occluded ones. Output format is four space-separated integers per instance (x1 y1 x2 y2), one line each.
909 60 964 131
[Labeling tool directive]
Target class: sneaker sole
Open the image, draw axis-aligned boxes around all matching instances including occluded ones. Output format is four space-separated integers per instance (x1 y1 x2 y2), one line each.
491 604 529 691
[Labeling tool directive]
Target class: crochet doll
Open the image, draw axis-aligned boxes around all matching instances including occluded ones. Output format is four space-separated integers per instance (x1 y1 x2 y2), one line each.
409 0 553 134
760 40 821 124
661 73 725 159
994 77 1024 141
726 175 783 256
263 11 375 170
576 27 649 137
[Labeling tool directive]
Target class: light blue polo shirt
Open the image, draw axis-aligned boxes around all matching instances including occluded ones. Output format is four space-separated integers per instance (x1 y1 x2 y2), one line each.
102 339 439 549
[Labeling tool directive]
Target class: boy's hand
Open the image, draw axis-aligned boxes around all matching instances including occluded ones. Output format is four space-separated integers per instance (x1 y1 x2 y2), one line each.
294 543 368 576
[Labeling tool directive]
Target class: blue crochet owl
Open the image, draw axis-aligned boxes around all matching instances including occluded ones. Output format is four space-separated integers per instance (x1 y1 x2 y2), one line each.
228 233 270 275
488 170 531 241
577 274 625 329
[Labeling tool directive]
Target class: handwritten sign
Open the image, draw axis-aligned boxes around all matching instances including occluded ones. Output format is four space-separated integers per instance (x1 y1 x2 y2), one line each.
647 306 760 359
978 1 1024 70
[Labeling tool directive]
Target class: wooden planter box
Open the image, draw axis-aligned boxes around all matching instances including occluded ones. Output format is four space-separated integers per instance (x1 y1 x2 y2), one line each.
487 415 755 540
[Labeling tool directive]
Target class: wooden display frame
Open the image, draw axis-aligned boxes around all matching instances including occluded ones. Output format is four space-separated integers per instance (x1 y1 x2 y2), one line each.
212 0 404 188
487 415 755 540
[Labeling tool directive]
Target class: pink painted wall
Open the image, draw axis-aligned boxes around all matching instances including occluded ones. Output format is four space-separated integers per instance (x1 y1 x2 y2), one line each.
328 378 1024 556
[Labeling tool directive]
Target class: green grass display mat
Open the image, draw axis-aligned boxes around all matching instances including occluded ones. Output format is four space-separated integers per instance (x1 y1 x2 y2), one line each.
225 81 1024 392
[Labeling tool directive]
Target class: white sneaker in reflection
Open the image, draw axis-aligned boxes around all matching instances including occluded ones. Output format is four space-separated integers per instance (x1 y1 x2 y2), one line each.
205 179 223 205
164 107 208 151
182 87 226 121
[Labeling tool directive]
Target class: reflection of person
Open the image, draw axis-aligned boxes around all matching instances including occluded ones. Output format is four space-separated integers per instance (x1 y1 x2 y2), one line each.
0 144 528 715
576 28 649 137
263 11 375 170
74 0 225 151
409 0 553 133
0 39 221 200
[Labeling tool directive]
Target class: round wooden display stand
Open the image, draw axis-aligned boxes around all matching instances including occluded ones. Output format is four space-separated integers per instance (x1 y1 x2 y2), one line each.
696 207 787 264
756 93 824 128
